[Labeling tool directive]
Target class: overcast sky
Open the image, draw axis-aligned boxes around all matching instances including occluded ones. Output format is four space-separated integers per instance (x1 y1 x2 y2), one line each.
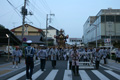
0 0 120 38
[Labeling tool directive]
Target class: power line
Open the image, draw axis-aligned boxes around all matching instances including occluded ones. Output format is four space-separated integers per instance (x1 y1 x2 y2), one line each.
27 6 42 27
7 0 22 18
30 0 47 14
40 0 51 12
0 3 23 18
29 0 46 19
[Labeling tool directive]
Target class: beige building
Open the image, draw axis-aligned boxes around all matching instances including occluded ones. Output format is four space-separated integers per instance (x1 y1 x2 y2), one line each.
11 24 45 45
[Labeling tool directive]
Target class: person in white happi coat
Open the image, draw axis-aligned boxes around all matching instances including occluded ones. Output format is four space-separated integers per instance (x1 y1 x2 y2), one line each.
94 48 101 69
59 48 64 60
83 48 89 65
12 46 21 68
71 46 80 76
68 47 73 69
19 48 22 64
102 48 107 64
63 48 67 60
55 48 59 60
50 47 57 68
37 47 47 71
116 48 120 63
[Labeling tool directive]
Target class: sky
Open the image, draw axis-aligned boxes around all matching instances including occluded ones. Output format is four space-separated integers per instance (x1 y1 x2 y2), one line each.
0 0 120 38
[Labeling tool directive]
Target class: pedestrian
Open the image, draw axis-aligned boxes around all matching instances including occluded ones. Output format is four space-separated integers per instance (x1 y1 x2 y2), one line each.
116 48 120 63
12 46 21 68
68 47 72 69
19 48 22 64
83 48 89 65
37 46 47 71
34 47 38 61
103 48 107 64
25 40 35 80
94 48 101 69
50 47 57 68
71 46 80 76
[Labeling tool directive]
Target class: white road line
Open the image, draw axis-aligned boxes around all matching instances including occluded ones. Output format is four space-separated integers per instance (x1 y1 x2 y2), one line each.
105 70 120 80
32 70 43 80
79 70 91 80
100 64 112 70
92 70 110 80
45 70 58 80
7 62 40 80
7 71 26 80
63 70 72 80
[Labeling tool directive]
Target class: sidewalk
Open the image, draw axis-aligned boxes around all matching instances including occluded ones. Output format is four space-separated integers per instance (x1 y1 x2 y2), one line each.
0 59 26 77
0 57 39 78
100 59 120 71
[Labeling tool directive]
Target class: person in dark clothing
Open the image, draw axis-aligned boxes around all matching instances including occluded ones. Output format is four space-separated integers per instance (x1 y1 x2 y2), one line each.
25 40 35 80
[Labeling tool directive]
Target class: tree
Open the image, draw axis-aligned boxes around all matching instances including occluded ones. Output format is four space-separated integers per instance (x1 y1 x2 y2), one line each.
0 24 5 29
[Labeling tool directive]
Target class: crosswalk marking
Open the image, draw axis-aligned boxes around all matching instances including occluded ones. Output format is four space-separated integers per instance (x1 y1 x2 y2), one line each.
32 70 43 80
63 70 72 80
7 69 120 80
45 70 58 80
105 70 120 80
92 70 110 80
79 70 91 80
7 71 26 80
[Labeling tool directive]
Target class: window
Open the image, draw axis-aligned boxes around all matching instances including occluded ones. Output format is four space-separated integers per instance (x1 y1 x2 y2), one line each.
106 15 114 22
116 15 120 22
101 15 105 22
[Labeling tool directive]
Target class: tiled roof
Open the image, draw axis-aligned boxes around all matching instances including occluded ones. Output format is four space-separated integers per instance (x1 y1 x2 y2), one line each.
16 35 45 44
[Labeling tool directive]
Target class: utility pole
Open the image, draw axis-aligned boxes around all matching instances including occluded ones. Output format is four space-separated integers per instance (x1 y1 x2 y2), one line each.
46 13 55 48
21 0 27 47
109 21 112 59
46 14 48 48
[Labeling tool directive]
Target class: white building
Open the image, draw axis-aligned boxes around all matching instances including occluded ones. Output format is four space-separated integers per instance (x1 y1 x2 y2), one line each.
43 26 59 45
83 8 120 47
69 38 83 47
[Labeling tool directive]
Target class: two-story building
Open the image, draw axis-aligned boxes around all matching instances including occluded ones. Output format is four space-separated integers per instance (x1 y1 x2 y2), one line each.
11 24 45 47
42 25 59 46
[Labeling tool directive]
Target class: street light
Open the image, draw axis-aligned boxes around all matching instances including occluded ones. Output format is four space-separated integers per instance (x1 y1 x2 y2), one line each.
90 24 97 48
6 34 10 61
108 21 112 59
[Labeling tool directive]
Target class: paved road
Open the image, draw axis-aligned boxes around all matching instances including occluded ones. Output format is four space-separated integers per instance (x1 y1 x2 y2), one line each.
1 60 120 80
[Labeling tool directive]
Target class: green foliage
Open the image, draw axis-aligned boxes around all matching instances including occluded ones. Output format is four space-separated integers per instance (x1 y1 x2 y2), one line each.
0 24 5 29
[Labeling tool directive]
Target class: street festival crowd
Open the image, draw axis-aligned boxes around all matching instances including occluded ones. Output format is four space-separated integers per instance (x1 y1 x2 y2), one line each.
11 40 120 80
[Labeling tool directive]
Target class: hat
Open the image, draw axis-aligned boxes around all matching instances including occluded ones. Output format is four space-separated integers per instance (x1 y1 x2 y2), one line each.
26 40 32 43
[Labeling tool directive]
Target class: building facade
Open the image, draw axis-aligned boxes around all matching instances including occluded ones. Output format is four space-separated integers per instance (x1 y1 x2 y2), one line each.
83 8 120 47
43 25 59 46
69 38 83 47
11 24 45 45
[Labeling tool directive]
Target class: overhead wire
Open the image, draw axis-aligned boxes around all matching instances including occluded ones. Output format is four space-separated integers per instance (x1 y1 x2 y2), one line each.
29 0 46 19
0 3 23 18
27 6 42 27
7 0 22 18
40 0 51 13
